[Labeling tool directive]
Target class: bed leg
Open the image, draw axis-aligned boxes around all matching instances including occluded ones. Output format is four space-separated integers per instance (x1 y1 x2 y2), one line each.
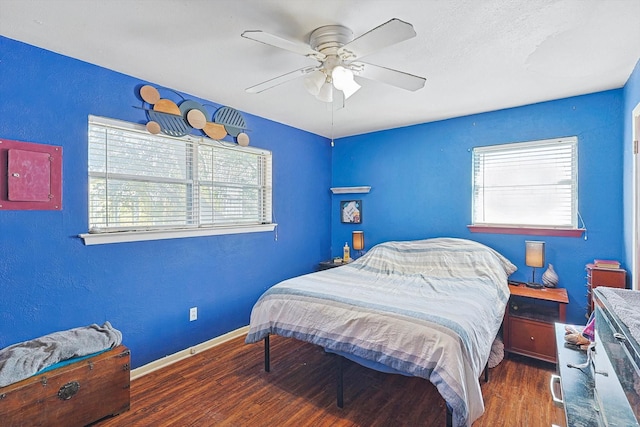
446 404 453 427
336 354 344 408
264 336 270 373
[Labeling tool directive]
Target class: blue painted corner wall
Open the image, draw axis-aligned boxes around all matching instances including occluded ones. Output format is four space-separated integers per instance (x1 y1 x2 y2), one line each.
332 87 634 324
0 36 331 368
1 34 639 364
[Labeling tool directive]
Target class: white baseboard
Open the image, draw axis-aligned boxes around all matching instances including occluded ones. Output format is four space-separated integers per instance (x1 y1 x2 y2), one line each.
130 325 250 380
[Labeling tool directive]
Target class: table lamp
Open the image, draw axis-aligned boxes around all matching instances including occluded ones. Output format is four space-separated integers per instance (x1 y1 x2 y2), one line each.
352 231 364 257
525 240 545 289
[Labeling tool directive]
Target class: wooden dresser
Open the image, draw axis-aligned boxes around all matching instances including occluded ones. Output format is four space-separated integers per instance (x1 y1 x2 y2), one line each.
586 263 626 316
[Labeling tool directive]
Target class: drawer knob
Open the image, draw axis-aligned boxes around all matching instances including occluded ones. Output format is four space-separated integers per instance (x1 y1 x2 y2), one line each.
530 336 535 340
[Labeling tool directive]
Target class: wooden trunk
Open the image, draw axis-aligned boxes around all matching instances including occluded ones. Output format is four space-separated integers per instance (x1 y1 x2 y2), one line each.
0 345 130 426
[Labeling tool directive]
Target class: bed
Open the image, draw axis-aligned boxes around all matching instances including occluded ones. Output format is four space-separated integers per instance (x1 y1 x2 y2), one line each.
245 237 516 427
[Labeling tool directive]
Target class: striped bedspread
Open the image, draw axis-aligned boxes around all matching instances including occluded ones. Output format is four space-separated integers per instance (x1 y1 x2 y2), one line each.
246 237 516 427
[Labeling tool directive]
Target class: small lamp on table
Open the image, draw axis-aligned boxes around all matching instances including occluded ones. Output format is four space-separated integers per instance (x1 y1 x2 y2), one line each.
525 240 545 289
352 231 364 258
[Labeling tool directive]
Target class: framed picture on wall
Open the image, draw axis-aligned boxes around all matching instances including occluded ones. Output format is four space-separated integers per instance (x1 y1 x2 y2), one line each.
340 200 362 224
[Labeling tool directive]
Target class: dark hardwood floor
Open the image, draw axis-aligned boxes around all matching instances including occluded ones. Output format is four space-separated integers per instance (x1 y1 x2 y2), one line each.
95 335 565 426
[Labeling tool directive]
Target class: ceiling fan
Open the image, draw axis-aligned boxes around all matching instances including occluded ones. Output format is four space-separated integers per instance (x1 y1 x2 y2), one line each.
241 18 426 103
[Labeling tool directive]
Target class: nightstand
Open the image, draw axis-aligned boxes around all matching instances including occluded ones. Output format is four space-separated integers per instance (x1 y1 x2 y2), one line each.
503 284 568 363
318 260 346 270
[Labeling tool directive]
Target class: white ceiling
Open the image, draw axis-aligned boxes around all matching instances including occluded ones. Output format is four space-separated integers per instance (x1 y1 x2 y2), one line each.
1 0 640 138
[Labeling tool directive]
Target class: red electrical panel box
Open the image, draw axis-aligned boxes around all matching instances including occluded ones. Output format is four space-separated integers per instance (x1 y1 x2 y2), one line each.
0 138 62 210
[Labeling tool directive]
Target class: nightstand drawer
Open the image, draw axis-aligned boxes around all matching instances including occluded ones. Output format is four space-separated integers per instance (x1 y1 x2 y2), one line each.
508 316 556 362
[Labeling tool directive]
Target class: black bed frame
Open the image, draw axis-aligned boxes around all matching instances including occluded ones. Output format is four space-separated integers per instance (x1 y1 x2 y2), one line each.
262 336 490 427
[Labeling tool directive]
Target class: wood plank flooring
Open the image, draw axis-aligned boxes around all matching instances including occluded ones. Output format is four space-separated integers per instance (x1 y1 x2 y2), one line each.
94 335 566 426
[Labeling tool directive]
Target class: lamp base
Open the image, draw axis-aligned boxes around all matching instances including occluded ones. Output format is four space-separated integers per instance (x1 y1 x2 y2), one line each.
525 282 544 289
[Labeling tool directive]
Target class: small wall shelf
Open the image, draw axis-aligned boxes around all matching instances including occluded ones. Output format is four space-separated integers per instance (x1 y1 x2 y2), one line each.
330 186 371 194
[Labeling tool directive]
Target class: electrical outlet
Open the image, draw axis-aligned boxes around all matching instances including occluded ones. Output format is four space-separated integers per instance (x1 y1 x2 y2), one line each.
189 307 197 321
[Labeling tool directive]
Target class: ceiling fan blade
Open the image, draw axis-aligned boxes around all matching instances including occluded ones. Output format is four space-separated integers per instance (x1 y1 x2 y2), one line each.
338 18 416 61
356 62 426 91
246 67 318 94
242 30 326 61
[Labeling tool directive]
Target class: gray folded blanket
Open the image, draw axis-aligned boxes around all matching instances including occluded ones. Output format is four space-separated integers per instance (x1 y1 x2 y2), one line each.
0 321 122 387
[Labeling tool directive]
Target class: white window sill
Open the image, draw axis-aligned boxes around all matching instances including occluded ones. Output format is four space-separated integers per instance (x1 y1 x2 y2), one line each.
79 224 277 245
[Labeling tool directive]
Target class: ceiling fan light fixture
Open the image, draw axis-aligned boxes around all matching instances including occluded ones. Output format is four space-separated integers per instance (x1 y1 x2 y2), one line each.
316 81 333 102
341 78 361 99
331 65 361 99
304 70 326 96
331 65 353 90
243 19 426 102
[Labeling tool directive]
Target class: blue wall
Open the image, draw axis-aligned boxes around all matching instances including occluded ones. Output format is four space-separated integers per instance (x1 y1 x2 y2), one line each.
623 58 640 286
0 36 332 368
1 34 637 365
332 90 626 324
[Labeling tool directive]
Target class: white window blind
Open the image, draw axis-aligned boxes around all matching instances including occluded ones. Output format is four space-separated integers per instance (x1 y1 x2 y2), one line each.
472 136 578 228
88 116 272 233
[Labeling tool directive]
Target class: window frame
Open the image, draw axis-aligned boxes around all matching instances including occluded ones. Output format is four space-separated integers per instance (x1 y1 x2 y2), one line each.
80 115 275 245
468 136 584 237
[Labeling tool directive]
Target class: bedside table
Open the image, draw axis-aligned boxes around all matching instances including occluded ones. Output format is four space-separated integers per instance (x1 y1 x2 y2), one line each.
503 284 569 363
318 260 347 270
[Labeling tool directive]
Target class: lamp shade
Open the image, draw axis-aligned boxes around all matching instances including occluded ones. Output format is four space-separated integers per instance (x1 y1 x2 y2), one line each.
331 66 352 90
331 65 361 99
341 78 361 99
304 70 326 96
316 81 333 102
525 241 545 268
352 231 364 251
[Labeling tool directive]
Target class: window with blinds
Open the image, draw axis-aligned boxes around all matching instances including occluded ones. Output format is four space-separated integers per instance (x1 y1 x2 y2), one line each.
88 116 272 233
472 136 578 228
